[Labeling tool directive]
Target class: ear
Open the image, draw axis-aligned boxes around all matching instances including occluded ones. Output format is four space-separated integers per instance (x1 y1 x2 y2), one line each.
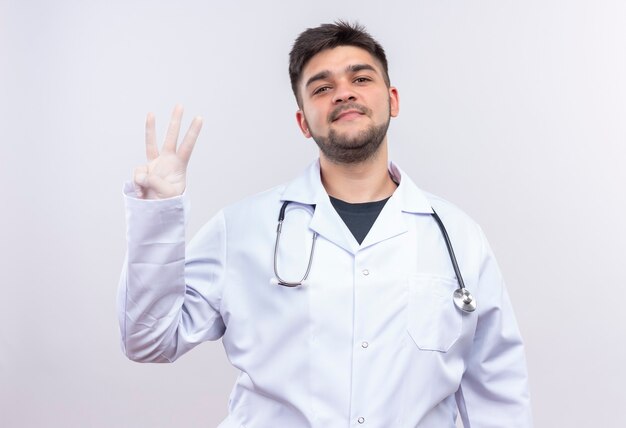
296 110 312 138
389 86 400 117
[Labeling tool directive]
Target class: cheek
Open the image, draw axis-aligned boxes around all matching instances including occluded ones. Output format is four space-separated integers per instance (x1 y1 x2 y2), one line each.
377 94 393 118
304 109 326 131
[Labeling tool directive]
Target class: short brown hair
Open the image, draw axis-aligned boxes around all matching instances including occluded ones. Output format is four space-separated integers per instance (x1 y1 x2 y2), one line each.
289 21 390 106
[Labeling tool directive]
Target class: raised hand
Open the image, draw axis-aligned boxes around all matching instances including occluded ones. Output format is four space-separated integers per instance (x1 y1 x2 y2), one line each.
133 105 203 199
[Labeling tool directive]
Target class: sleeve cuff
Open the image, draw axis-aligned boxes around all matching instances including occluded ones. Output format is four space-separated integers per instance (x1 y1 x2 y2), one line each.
122 181 191 243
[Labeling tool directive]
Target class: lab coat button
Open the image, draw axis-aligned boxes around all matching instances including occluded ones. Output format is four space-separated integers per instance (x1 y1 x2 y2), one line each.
362 269 369 276
358 416 365 424
361 341 369 349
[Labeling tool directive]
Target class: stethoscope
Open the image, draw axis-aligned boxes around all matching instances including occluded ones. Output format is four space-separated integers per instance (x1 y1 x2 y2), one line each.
273 201 477 313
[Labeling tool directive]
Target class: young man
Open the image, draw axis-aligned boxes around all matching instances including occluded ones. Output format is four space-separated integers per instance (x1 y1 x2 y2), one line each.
119 22 532 427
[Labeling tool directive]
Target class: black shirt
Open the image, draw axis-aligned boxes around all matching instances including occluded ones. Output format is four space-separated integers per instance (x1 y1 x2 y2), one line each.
329 196 391 245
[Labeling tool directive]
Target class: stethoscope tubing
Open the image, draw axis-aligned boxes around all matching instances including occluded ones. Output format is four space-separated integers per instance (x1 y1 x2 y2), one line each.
273 200 476 312
430 209 466 291
274 206 318 287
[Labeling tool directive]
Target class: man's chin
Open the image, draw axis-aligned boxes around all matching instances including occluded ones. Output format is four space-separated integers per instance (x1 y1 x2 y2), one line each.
328 127 370 143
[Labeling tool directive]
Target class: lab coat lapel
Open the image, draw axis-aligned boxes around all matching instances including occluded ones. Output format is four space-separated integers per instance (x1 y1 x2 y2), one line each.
309 194 358 254
281 160 357 254
280 160 433 254
360 162 434 249
359 194 407 249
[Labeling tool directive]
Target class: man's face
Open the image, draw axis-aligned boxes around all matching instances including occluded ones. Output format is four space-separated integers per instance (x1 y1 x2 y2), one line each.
295 45 399 164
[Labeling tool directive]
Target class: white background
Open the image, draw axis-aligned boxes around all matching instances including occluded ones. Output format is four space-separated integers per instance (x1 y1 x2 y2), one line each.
1 0 625 427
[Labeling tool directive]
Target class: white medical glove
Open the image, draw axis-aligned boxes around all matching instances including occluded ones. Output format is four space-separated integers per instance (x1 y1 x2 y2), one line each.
133 104 203 199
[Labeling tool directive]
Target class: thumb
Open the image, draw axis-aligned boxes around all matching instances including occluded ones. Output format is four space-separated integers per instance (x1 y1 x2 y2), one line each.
133 165 149 198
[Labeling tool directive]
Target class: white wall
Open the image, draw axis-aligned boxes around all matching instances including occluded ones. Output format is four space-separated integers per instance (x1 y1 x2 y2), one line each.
1 0 624 426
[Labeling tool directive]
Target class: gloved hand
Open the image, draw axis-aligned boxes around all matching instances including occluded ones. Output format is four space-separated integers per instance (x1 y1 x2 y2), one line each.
133 104 203 199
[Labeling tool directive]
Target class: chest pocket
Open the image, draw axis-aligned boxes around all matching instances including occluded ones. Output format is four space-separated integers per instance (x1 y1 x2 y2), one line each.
407 274 463 352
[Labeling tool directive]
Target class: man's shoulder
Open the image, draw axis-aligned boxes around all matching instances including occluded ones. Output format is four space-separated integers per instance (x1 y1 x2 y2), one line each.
420 190 483 235
394 163 479 229
222 183 286 217
424 191 473 218
222 162 318 220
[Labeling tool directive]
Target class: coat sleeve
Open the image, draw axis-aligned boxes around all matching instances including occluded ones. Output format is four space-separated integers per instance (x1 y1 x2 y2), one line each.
117 182 227 363
455 226 533 427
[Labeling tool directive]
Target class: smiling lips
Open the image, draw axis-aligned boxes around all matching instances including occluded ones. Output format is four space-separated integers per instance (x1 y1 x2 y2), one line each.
334 110 363 121
330 104 369 122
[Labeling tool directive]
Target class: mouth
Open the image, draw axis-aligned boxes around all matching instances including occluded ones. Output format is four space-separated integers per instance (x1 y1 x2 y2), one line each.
333 110 364 122
330 105 368 122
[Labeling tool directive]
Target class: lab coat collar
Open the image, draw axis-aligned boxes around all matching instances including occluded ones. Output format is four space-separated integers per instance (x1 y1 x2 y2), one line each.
387 162 434 215
280 159 433 214
280 159 433 254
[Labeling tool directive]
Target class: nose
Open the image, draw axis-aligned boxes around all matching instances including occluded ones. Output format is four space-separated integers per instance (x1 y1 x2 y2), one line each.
332 81 357 104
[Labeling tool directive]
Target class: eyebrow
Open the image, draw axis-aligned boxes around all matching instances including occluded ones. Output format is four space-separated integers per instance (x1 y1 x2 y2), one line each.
304 63 378 89
348 63 377 74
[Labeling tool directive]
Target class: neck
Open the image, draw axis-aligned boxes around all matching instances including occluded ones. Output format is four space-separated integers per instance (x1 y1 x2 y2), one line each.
319 141 397 203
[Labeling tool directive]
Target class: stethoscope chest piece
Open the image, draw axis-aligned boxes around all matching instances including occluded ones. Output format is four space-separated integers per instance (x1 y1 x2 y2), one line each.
453 288 477 313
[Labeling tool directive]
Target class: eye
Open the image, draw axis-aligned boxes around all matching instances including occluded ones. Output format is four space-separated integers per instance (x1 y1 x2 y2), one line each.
354 76 372 84
313 85 331 95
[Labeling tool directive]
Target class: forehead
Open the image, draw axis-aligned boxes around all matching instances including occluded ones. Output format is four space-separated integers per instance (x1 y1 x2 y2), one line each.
301 45 383 80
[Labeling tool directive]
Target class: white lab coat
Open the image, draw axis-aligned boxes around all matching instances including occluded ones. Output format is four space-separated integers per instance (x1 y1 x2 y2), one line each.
118 160 532 428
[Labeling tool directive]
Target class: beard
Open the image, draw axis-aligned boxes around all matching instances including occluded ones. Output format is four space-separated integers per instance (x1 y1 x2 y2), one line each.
308 103 391 165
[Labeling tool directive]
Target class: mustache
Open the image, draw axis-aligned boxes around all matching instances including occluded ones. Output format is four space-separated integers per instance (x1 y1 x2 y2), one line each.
329 103 371 122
